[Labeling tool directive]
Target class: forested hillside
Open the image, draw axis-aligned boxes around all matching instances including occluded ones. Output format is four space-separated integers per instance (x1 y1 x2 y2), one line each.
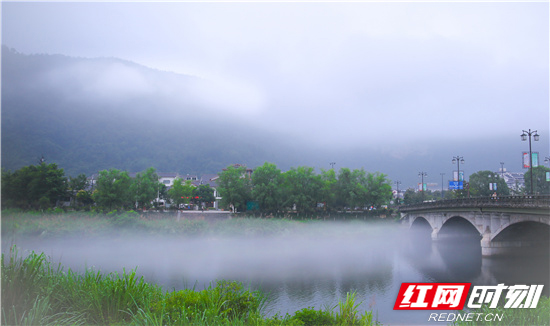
1 46 295 176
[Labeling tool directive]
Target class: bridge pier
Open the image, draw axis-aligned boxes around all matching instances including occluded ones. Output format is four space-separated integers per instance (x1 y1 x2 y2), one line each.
431 228 439 241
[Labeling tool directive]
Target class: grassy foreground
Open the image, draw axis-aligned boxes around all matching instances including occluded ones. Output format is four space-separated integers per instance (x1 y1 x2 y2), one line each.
1 247 381 326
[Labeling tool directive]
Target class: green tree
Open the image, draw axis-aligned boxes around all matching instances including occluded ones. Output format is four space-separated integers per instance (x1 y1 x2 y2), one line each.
281 166 322 214
130 167 160 209
362 172 393 209
168 178 194 208
1 163 67 209
157 183 168 207
251 162 284 214
68 173 88 207
93 169 132 211
469 170 510 197
524 166 550 195
319 168 338 211
76 189 94 207
193 184 216 208
68 174 88 193
217 165 251 213
404 189 431 205
335 168 366 210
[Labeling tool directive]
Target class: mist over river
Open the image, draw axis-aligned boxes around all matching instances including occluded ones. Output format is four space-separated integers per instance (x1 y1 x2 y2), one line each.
3 219 548 325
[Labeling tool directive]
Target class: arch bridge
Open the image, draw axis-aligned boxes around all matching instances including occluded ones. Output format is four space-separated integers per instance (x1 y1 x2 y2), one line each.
399 196 550 256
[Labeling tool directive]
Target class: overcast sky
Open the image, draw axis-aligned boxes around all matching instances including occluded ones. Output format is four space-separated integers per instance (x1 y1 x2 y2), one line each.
2 1 549 186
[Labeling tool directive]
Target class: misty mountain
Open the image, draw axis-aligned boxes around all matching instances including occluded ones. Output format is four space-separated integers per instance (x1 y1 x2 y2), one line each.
2 46 543 188
1 46 305 176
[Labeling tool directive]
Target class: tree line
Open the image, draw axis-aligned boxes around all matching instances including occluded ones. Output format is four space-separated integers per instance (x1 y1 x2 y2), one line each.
216 162 393 214
3 161 548 213
1 164 214 211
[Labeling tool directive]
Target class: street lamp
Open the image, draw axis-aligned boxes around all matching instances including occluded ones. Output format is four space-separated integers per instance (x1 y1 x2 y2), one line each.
452 156 465 182
488 174 498 196
521 129 539 194
394 180 401 204
418 172 427 201
440 173 445 198
329 162 336 170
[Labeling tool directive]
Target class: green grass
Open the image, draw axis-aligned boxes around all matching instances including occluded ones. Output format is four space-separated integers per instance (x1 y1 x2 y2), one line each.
1 246 381 325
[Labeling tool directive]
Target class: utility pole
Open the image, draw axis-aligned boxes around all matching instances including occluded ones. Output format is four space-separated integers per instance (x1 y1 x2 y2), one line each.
440 173 445 199
418 172 427 201
394 181 401 205
521 129 539 195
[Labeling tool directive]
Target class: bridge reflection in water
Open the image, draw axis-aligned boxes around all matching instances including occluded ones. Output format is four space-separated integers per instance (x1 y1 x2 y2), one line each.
400 226 550 298
399 195 550 257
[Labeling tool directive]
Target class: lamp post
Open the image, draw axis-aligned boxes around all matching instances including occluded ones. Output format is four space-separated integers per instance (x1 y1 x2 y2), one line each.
452 156 465 183
488 174 498 196
418 172 427 201
521 129 539 195
500 162 505 179
329 162 336 170
394 180 401 204
440 173 445 198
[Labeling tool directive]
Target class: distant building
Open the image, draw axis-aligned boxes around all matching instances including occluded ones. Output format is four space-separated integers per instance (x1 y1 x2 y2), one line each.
184 174 199 181
84 165 254 210
158 172 180 187
495 169 525 192
223 163 253 178
192 174 221 209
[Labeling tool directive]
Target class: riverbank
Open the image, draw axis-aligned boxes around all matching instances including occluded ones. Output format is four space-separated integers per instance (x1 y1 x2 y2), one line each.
1 247 380 325
1 209 397 240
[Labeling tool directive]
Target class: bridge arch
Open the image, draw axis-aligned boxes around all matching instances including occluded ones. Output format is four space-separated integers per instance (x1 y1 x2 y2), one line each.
490 218 550 242
485 221 550 256
409 216 433 239
437 216 482 241
410 216 432 229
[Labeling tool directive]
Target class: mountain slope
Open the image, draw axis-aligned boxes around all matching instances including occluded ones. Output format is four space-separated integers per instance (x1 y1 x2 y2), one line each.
1 46 292 176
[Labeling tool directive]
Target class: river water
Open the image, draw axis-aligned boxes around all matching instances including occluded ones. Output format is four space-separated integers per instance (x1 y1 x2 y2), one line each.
3 221 549 325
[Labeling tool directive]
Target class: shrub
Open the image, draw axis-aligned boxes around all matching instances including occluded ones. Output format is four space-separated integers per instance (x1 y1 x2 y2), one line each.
292 307 335 325
148 280 262 324
109 210 141 228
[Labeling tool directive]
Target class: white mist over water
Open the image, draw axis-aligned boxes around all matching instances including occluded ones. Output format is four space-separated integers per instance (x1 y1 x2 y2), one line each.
3 219 548 325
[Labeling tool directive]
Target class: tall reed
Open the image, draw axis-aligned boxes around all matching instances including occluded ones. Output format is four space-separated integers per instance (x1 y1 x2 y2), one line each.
2 246 381 325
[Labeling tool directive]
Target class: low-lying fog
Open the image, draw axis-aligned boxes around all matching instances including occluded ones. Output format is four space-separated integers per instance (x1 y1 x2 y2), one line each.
3 220 548 324
3 222 403 289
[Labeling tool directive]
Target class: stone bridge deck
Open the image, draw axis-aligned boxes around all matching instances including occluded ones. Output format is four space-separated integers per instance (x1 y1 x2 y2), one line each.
399 195 550 214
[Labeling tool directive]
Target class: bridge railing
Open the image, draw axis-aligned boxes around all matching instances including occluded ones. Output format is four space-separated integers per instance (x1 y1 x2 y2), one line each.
398 195 550 212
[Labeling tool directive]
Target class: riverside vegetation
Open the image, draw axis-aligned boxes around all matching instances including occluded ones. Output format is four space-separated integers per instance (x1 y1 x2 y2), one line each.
2 247 379 325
